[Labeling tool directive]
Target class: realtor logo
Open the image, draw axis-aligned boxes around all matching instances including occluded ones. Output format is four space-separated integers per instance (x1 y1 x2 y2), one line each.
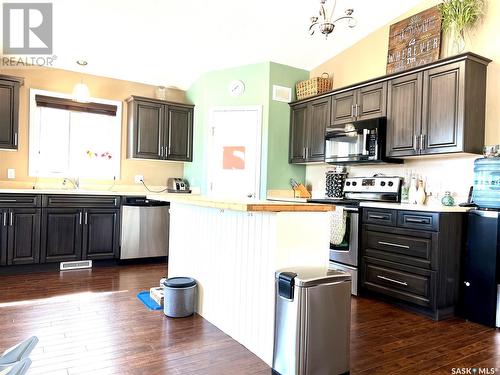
3 3 53 54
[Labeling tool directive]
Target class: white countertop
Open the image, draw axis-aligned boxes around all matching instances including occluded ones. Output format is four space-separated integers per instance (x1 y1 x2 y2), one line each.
359 201 472 213
0 188 172 197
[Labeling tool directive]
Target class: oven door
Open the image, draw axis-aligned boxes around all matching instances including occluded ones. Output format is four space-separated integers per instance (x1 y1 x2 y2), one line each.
329 208 358 267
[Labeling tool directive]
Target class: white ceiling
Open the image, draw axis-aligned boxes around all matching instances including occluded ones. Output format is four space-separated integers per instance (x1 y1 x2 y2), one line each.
2 0 422 89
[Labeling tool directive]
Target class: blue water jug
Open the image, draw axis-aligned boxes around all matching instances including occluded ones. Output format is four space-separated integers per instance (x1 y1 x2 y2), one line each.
473 157 500 208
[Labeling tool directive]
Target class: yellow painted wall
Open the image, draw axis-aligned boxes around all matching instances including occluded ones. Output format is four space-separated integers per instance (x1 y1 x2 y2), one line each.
311 0 500 144
0 67 188 189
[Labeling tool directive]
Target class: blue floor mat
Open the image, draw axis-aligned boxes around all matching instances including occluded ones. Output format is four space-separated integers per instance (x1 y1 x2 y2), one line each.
137 291 163 311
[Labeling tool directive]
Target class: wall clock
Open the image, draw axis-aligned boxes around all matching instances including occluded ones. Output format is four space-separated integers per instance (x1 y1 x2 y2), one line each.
228 80 245 97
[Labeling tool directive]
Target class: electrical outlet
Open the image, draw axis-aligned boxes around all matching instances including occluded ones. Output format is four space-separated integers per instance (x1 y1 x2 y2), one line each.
134 175 144 184
7 169 15 179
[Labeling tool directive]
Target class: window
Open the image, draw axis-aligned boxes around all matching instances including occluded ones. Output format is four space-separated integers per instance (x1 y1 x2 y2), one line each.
29 89 122 179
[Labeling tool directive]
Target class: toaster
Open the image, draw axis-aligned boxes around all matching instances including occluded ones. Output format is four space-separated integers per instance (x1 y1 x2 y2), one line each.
167 178 191 193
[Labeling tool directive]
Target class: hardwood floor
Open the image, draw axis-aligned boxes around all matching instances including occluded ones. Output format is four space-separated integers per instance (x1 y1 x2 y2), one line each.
0 263 498 374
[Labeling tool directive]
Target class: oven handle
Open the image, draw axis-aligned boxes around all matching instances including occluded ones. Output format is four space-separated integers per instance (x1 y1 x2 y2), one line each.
362 129 369 156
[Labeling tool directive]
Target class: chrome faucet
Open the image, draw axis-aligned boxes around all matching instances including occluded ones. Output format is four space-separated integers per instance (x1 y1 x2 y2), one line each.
63 177 80 190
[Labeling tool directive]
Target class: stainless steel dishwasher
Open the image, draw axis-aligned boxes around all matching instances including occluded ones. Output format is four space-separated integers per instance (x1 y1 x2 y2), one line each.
120 197 170 259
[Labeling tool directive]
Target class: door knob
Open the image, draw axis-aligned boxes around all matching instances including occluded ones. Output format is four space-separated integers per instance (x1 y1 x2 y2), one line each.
247 194 253 198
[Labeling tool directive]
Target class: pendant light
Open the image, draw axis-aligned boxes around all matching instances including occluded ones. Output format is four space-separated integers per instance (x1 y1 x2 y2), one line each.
72 60 91 103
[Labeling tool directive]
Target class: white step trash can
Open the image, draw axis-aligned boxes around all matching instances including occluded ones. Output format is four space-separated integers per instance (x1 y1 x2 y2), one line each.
162 277 197 318
272 267 351 375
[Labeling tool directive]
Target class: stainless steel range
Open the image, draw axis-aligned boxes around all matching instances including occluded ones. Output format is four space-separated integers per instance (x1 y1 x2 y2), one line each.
308 176 402 295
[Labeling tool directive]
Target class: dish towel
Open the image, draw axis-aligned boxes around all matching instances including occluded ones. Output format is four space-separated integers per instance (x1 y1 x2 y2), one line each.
330 206 346 246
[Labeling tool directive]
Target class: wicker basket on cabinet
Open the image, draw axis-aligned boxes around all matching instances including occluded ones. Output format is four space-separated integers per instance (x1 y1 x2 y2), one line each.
295 73 332 100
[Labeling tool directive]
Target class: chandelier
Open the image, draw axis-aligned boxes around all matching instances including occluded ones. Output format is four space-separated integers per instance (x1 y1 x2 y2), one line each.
309 0 357 39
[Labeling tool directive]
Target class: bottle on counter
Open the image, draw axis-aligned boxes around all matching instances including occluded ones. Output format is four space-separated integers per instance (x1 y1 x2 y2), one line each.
441 191 455 206
416 179 426 205
408 176 418 204
401 170 411 203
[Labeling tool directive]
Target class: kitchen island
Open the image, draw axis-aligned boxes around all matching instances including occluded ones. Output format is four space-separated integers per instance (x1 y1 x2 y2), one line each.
151 195 334 365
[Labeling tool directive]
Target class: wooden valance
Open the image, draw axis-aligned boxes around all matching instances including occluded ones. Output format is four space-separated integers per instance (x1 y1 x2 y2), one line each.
35 95 117 116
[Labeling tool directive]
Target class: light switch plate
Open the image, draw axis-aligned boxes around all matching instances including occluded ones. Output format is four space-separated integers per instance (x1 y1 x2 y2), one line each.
134 175 144 184
7 169 15 179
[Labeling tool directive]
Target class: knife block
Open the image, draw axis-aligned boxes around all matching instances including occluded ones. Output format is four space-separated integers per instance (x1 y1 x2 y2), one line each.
293 184 311 198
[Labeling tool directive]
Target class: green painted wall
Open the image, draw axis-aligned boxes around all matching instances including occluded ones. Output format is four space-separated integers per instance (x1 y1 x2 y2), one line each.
267 62 309 192
184 62 308 198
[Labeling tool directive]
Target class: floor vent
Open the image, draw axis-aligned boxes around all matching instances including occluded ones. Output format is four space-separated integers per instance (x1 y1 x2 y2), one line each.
60 260 93 271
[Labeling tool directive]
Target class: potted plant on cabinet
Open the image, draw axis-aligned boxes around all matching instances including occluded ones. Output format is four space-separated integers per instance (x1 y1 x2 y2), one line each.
440 0 484 55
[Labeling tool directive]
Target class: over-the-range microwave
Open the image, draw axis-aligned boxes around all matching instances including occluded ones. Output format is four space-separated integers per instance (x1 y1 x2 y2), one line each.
324 117 401 165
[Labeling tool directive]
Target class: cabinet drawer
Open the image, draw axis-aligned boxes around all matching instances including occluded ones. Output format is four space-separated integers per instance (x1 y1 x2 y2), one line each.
397 211 439 231
363 228 434 269
43 195 121 208
0 194 41 207
363 257 435 308
362 208 397 226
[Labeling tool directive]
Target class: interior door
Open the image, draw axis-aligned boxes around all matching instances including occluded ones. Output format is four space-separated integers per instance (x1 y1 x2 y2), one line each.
289 103 308 163
82 209 120 260
166 105 193 161
421 62 465 154
386 73 423 157
7 208 41 265
207 107 262 199
331 90 356 126
307 98 330 162
132 100 164 159
41 208 83 263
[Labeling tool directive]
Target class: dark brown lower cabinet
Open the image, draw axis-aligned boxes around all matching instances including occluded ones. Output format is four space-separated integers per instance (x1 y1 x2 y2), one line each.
0 209 7 265
360 208 465 320
7 208 41 265
82 209 120 260
41 208 83 263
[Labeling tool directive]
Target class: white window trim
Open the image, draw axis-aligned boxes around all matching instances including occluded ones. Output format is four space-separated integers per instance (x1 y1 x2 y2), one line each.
28 88 123 179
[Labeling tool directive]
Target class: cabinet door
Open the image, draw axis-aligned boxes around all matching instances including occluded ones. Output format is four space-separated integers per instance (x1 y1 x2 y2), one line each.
357 82 387 121
331 90 356 126
386 73 423 157
421 62 465 154
7 208 41 265
41 208 83 263
0 210 7 265
0 79 20 150
289 103 308 163
166 106 193 162
307 97 330 162
130 100 164 159
82 209 120 260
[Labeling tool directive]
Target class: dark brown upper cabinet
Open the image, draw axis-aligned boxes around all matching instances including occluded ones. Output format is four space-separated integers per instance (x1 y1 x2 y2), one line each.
0 75 23 150
386 56 489 157
289 97 330 164
386 73 423 157
127 96 194 162
331 82 387 126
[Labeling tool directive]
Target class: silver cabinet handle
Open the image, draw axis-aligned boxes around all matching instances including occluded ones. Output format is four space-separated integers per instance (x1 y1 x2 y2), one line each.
413 135 418 151
369 214 387 220
79 212 83 225
303 147 306 159
405 217 429 224
351 105 355 117
378 241 410 249
305 147 308 158
9 212 13 226
3 212 6 227
377 275 408 286
0 199 17 202
420 134 426 150
14 132 18 146
84 212 88 225
356 104 360 117
160 146 164 157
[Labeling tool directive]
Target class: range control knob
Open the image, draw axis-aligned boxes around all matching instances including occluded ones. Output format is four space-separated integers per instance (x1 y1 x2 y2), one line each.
345 181 351 186
352 181 357 186
388 181 394 187
380 181 386 187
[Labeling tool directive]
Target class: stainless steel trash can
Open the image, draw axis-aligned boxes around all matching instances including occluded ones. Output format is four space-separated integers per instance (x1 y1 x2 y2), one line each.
272 267 351 375
163 277 197 318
